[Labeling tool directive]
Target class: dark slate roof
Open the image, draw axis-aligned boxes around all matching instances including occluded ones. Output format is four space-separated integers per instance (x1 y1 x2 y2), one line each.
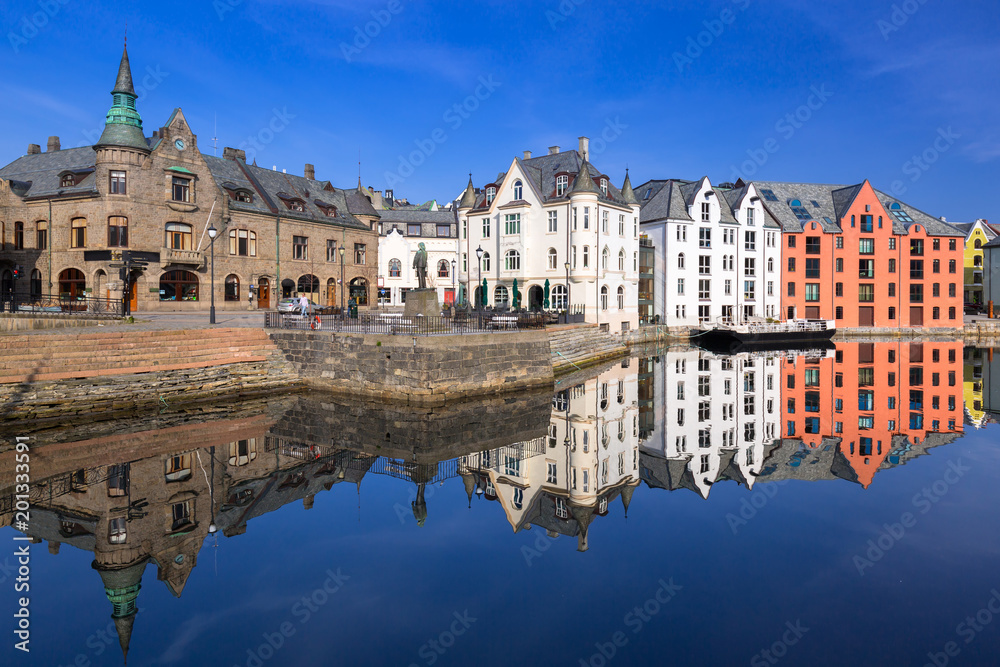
0 146 99 199
96 122 151 152
985 234 1000 249
378 208 455 224
459 177 477 209
634 179 695 222
112 45 136 96
346 188 381 219
621 171 638 205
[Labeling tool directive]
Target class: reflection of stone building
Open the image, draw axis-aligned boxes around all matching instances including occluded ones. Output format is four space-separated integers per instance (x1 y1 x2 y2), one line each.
640 348 782 497
460 362 640 551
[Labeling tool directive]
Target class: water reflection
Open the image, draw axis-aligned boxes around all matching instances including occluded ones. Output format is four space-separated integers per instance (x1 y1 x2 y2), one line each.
0 341 998 664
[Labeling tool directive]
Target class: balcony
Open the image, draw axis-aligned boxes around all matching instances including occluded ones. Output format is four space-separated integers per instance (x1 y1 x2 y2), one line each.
162 247 205 268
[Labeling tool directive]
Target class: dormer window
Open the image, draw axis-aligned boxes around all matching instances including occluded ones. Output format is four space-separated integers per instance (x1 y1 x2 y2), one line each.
284 199 305 212
60 174 75 188
556 175 569 196
485 186 496 205
235 190 253 203
513 180 522 200
600 178 608 196
315 201 337 217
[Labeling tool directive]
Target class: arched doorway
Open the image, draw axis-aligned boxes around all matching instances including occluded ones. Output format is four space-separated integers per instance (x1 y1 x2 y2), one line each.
281 279 294 299
58 268 85 299
349 277 368 306
94 270 108 306
528 285 544 311
326 278 336 307
1 269 12 296
257 277 270 309
159 271 198 302
297 274 319 302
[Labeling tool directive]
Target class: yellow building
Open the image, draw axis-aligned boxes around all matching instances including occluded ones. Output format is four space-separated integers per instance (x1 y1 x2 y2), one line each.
954 220 997 307
964 347 988 428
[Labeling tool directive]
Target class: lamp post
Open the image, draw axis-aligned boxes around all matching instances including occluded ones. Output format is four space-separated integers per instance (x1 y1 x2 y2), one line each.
476 245 484 312
339 243 346 313
451 259 456 305
564 261 571 324
207 224 217 324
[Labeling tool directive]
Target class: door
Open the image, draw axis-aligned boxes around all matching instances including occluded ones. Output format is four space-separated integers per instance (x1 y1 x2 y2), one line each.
805 306 821 320
128 279 138 312
910 307 924 326
858 307 874 327
326 279 336 307
257 278 270 309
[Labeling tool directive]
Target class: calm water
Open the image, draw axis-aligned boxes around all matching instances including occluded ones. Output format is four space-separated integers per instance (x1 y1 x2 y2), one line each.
2 342 999 667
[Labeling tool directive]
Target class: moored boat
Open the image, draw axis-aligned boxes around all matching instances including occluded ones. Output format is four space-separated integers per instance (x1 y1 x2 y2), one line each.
694 318 836 354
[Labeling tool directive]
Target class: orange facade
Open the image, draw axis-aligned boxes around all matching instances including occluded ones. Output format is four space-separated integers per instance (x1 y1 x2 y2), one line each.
782 182 963 328
781 341 964 488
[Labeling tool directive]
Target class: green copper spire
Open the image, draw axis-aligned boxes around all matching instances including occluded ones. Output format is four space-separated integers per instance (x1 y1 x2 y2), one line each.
94 558 148 665
96 44 149 152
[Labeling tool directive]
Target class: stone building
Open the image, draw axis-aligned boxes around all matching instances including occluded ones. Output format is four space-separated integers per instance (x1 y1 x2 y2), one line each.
0 45 379 312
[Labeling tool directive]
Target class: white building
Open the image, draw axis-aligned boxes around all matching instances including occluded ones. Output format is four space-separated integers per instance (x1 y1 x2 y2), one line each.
376 206 459 308
635 178 783 327
640 347 782 498
457 137 640 332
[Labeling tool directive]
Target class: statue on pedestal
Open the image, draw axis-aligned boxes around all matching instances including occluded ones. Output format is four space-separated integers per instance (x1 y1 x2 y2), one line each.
413 243 428 290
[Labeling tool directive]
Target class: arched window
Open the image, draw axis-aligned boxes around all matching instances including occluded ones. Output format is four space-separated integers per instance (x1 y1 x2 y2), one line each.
70 218 87 248
602 246 610 270
513 180 523 200
235 190 253 203
547 248 558 270
617 286 625 310
60 174 75 188
388 259 402 277
438 260 450 278
229 229 257 256
486 186 496 205
678 253 685 269
482 252 491 272
108 217 127 247
552 284 568 309
494 285 509 307
556 175 569 196
505 250 520 271
225 274 240 301
159 270 198 301
768 257 774 272
165 222 192 250
29 269 42 299
975 239 982 249
601 285 609 311
297 274 319 296
618 249 626 271
349 277 368 305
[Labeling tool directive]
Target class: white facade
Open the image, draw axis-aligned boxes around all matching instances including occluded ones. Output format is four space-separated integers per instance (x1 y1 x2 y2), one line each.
637 179 783 328
457 139 640 332
376 209 459 308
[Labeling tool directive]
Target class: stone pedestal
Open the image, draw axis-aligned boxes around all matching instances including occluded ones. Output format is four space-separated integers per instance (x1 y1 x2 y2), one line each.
404 289 441 318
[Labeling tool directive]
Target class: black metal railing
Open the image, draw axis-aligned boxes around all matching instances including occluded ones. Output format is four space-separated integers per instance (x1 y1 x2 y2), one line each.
0 294 124 317
264 311 547 334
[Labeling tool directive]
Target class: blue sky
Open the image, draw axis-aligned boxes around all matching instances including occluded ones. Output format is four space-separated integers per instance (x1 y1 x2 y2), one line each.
1 0 996 221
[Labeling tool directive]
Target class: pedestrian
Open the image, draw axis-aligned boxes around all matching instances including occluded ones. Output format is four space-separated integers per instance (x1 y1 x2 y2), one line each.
298 292 310 317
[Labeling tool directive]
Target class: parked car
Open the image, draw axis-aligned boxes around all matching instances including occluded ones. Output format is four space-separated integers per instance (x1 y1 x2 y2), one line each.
965 302 984 315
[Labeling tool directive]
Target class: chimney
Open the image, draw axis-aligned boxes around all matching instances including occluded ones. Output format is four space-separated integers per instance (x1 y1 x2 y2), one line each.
549 146 560 155
304 163 315 180
223 147 247 163
939 216 947 222
47 136 60 152
579 137 590 162
27 144 41 155
523 151 532 160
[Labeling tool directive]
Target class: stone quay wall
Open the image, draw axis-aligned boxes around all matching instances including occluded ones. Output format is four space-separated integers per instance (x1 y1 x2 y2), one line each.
268 329 555 405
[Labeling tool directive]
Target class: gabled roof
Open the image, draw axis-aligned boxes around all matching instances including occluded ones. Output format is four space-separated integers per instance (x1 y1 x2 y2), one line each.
633 179 695 222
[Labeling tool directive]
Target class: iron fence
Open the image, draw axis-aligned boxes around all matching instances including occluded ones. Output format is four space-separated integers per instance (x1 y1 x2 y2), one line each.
0 294 124 317
264 311 547 335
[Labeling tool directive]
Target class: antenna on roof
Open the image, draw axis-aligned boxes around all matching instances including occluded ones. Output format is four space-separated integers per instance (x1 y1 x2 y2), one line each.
358 148 362 189
212 114 218 157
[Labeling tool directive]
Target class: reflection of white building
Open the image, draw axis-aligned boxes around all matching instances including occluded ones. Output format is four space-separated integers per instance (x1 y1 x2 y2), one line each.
376 206 458 308
461 362 640 551
456 138 640 331
640 348 782 497
635 178 783 327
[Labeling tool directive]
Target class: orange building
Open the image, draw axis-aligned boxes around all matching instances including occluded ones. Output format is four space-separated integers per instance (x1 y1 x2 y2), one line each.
781 341 964 488
742 180 965 328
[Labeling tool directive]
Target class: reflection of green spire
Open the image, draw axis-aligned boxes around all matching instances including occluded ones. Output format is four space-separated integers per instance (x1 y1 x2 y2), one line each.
96 44 149 152
94 558 148 665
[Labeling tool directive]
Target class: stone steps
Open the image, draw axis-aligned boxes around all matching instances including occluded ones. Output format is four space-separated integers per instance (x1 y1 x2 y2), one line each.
548 325 629 372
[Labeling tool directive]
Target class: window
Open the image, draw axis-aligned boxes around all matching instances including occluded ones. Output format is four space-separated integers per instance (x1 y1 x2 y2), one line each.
583 207 590 230
910 260 924 279
36 221 47 250
159 270 198 301
745 231 756 251
858 259 874 279
932 283 940 298
888 258 896 273
602 246 610 270
932 259 940 274
171 176 191 202
836 236 844 249
601 285 609 311
746 208 755 226
235 190 253 203
677 278 685 295
619 214 626 236
504 214 521 235
677 225 687 242
547 248 557 270
354 243 366 264
859 284 874 302
292 236 308 260
859 238 875 255
805 284 820 302
701 202 711 222
910 239 924 256
70 217 86 248
504 250 520 271
860 215 873 233
513 180 522 200
29 269 41 298
388 259 402 277
494 285 509 307
788 257 796 272
836 283 844 297
60 173 75 187
619 249 626 271
888 283 896 297
699 279 711 300
583 245 589 268
548 211 558 232
788 235 796 248
600 178 608 196
552 284 567 309
485 186 496 204
556 175 568 196
678 254 686 270
744 281 755 300
745 258 756 276
805 236 821 254
602 211 609 234
699 255 711 275
109 170 126 194
547 462 557 484
229 229 257 257
481 252 491 272
617 285 625 310
806 258 821 278
768 257 774 273
949 259 956 274
437 260 450 278
910 284 923 303
225 274 240 301
699 228 711 248
13 221 24 250
165 222 191 250
107 216 127 247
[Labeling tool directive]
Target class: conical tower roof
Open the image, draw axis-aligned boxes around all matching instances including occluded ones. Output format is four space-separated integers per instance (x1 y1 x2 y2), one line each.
569 160 602 196
621 170 638 205
112 44 136 96
459 175 477 209
96 44 149 152
93 557 148 665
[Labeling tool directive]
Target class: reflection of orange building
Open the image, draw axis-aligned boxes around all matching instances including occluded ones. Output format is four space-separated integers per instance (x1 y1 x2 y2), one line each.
782 341 964 488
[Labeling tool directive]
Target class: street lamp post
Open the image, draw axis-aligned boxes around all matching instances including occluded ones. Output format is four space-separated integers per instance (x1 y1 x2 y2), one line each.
208 224 218 324
564 261 571 324
339 243 346 314
476 246 484 313
451 259 456 305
